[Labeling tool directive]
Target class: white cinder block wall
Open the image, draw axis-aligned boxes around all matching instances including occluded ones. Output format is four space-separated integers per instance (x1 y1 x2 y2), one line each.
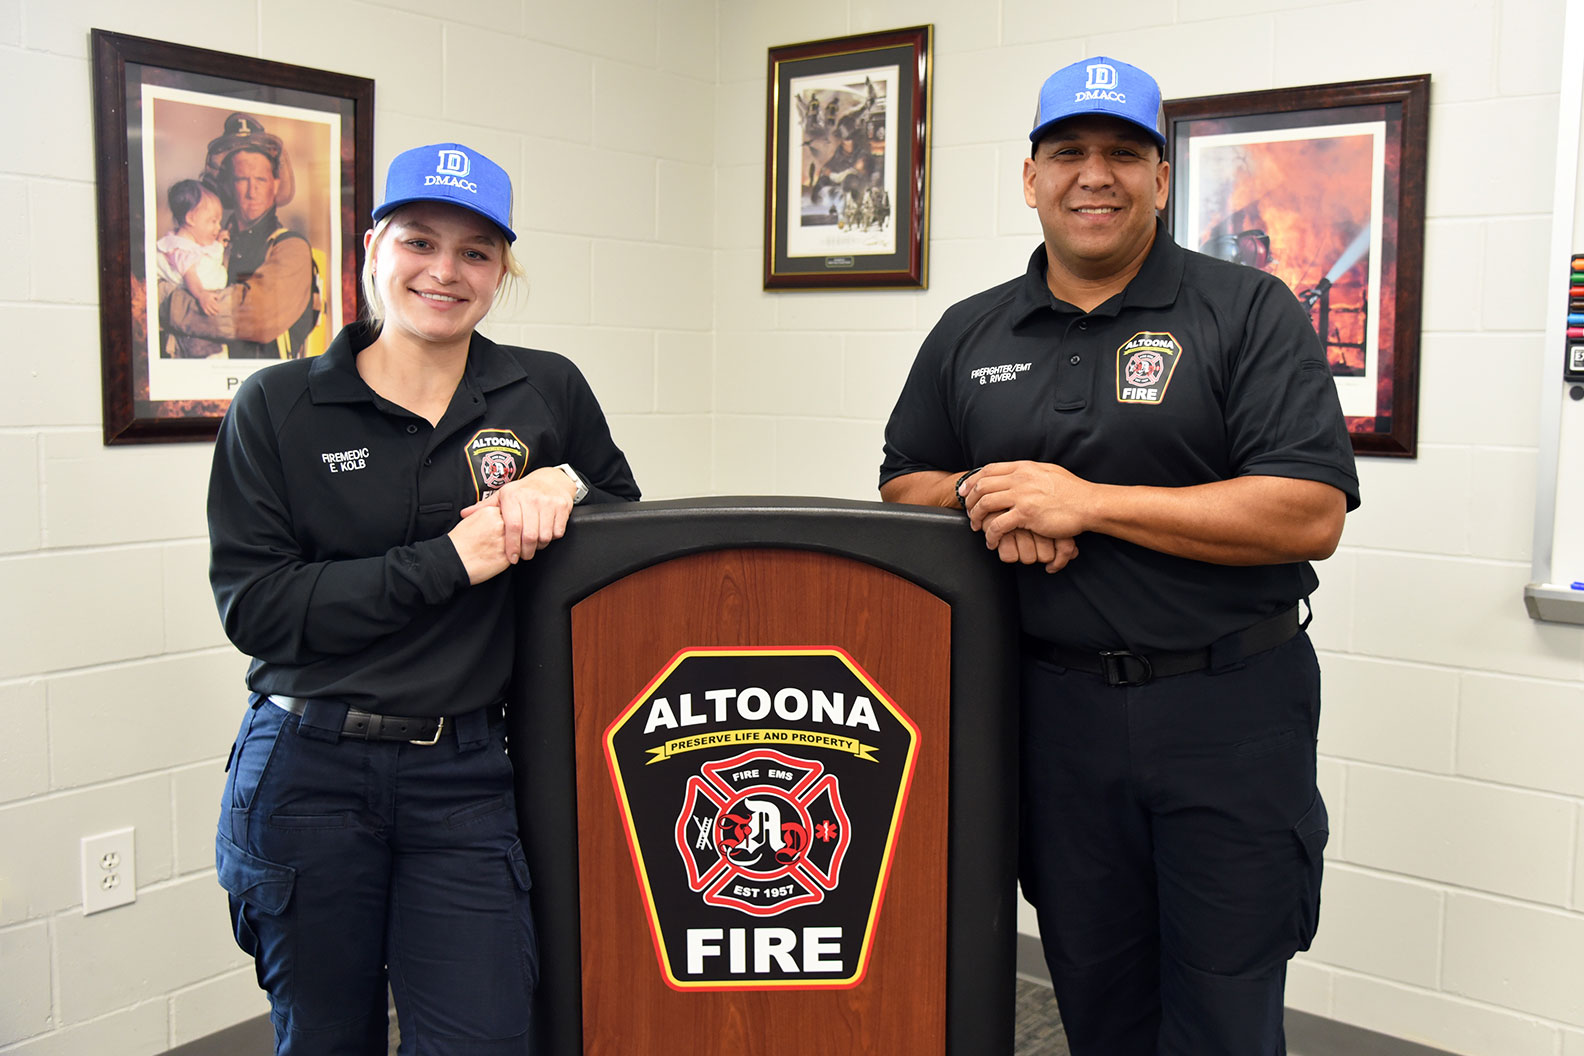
718 1 1584 1055
2 0 1582 1053
0 0 716 1051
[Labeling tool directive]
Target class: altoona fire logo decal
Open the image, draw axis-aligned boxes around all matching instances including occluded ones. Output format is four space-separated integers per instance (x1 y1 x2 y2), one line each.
604 648 919 991
677 748 851 916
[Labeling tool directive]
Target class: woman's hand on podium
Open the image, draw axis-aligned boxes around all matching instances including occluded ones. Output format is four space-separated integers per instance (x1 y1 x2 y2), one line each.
463 467 579 564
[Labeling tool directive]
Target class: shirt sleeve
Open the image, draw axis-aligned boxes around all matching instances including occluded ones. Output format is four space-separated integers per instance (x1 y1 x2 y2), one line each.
1224 277 1361 510
879 323 971 487
163 243 202 281
554 359 642 505
159 236 310 344
161 281 237 340
207 377 470 665
232 236 313 344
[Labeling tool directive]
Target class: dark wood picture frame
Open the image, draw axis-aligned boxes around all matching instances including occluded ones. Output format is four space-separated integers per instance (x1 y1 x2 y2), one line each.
764 25 932 290
1164 75 1429 457
91 29 373 444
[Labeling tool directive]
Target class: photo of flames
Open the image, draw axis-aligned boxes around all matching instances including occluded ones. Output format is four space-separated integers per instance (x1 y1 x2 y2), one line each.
1167 79 1430 451
1190 132 1384 381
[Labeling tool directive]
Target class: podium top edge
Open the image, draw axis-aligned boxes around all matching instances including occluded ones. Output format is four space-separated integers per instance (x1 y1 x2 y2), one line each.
576 495 962 522
529 494 1007 606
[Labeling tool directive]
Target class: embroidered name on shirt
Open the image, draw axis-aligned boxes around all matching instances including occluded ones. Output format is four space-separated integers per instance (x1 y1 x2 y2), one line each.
971 362 1034 386
321 447 369 474
1115 332 1183 405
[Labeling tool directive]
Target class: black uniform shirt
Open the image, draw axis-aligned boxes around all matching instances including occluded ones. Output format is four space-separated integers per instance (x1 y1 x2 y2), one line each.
208 323 640 715
881 223 1360 652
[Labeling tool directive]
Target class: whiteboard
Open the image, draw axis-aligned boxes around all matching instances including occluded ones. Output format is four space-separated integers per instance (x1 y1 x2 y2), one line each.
1528 0 1584 624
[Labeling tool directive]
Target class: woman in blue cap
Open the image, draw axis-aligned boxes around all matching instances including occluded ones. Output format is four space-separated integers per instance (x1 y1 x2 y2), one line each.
208 143 640 1053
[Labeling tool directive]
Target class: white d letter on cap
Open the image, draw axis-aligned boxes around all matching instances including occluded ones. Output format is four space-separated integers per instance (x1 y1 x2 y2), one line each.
1085 63 1118 90
436 149 470 177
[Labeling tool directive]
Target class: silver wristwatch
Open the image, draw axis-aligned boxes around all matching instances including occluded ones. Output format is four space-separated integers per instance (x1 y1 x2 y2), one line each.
555 463 589 504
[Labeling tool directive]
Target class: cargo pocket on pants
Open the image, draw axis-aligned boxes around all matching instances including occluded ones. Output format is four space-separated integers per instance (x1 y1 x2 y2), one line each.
216 828 297 989
1291 792 1329 952
507 839 541 994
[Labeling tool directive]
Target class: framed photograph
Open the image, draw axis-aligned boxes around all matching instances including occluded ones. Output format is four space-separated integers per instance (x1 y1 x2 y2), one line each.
1164 74 1429 457
91 29 373 444
764 25 932 290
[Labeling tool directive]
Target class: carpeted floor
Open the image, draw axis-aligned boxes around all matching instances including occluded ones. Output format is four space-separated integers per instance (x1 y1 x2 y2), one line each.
383 978 1070 1054
1013 976 1070 1055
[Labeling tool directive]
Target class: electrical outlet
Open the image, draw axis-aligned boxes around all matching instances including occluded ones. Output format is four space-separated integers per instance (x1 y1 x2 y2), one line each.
81 827 136 915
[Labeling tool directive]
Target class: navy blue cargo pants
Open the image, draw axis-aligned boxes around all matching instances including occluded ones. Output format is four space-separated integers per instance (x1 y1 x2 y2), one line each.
1019 632 1328 1056
216 696 538 1055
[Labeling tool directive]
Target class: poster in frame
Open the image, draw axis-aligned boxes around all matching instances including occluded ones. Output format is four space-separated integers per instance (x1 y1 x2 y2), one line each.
764 25 932 290
91 29 373 444
1164 74 1429 457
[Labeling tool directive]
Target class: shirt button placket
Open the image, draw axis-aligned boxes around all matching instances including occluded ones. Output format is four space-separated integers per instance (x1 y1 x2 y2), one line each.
1053 317 1095 412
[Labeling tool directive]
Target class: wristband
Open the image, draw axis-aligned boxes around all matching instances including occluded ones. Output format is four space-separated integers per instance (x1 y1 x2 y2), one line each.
955 467 981 510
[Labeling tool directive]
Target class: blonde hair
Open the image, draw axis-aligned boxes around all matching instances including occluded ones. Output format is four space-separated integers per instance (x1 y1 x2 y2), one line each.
360 210 525 330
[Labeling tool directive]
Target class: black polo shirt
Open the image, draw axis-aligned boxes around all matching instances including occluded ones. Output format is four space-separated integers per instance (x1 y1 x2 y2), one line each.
881 223 1359 652
208 323 640 716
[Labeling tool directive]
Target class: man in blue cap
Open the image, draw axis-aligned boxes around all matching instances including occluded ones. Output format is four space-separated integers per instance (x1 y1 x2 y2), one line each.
881 56 1359 1054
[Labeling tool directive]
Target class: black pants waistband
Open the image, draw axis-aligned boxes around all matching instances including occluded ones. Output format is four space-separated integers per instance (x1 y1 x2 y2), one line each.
265 695 494 748
1022 603 1307 687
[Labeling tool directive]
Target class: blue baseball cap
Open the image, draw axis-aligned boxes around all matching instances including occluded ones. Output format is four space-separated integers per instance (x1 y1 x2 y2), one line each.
1030 57 1165 150
372 143 516 243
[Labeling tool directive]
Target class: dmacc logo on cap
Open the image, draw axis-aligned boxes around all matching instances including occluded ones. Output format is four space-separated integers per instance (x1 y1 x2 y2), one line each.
1085 63 1118 90
1076 62 1126 104
425 149 479 193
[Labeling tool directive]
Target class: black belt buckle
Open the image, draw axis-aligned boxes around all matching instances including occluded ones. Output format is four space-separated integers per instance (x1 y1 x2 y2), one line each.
1099 650 1153 687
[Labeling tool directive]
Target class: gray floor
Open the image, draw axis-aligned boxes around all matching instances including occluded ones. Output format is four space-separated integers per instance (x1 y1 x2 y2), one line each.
193 973 1398 1055
382 978 1070 1053
1013 975 1071 1055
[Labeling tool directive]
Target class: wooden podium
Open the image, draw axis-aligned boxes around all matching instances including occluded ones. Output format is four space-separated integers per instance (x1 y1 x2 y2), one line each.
510 497 1019 1055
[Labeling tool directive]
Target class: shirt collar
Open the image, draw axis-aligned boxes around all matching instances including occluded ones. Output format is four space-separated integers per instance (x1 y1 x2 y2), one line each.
307 324 527 404
1010 218 1186 326
230 208 280 238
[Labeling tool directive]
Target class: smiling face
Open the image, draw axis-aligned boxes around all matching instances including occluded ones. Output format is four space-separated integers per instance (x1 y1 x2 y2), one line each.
1023 114 1169 292
363 201 507 351
182 190 224 246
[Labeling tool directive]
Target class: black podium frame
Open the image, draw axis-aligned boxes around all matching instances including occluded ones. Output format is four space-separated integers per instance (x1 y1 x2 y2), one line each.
510 496 1021 1054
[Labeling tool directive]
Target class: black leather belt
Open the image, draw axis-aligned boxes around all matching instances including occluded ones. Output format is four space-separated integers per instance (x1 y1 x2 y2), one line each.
270 696 446 745
1023 604 1305 687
